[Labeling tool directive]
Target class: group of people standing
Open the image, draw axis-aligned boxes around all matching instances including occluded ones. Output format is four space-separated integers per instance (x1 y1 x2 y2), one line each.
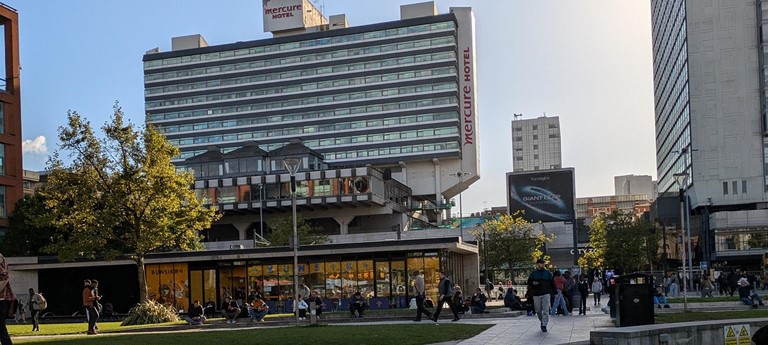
527 259 608 332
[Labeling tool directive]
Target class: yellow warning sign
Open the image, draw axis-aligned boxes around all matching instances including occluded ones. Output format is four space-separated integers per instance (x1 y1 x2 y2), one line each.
724 324 751 345
738 325 751 344
725 325 738 345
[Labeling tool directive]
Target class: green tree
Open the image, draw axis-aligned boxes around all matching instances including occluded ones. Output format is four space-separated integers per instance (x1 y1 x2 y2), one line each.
580 211 659 274
264 215 328 247
472 213 554 278
579 215 606 270
41 104 220 302
2 193 57 256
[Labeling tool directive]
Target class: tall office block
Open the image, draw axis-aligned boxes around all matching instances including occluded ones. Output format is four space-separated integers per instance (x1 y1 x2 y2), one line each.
651 0 768 265
511 116 561 172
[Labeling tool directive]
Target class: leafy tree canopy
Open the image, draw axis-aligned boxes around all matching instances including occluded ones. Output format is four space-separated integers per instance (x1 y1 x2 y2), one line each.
2 193 57 256
472 213 555 277
579 211 659 274
41 103 220 301
264 214 328 247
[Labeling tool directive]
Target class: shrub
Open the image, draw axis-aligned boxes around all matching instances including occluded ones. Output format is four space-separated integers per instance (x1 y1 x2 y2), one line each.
121 301 179 326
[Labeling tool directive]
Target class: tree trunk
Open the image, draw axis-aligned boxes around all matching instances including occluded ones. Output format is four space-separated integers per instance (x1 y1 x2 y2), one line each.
136 255 147 302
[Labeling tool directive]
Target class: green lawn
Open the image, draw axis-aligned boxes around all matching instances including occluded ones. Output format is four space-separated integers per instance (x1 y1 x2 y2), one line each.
10 324 492 345
7 320 188 337
656 310 768 323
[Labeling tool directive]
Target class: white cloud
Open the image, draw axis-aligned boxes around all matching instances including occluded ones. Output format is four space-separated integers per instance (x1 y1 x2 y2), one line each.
22 135 48 154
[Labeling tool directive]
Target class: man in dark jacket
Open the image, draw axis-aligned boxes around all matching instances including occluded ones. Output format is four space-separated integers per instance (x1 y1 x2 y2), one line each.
577 275 590 315
185 300 206 325
431 271 459 322
527 258 554 332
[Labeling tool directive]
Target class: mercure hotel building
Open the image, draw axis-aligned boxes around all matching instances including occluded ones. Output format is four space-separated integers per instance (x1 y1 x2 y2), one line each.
10 1 484 316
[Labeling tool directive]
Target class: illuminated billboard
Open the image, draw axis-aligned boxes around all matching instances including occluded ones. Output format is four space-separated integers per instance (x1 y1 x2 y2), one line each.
507 168 575 223
263 0 306 33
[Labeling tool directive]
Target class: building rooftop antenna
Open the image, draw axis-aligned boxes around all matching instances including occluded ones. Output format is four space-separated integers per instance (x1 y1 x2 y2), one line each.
513 113 523 120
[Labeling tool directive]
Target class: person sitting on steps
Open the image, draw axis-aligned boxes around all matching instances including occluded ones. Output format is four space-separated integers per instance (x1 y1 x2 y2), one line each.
653 286 670 309
349 291 366 318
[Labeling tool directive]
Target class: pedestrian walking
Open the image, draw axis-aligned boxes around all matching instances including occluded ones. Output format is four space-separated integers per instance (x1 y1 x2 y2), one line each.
527 258 554 332
550 270 569 316
591 277 603 305
82 279 98 335
28 288 45 332
431 271 459 322
411 270 433 322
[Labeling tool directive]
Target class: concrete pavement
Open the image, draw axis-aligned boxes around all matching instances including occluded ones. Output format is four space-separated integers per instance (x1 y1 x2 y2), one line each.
345 301 613 345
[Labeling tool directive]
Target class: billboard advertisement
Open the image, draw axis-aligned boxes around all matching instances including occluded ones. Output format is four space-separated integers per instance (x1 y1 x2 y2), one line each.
263 0 306 33
507 168 575 223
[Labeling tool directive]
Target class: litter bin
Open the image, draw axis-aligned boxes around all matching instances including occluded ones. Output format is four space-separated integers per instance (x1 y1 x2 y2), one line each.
615 273 654 327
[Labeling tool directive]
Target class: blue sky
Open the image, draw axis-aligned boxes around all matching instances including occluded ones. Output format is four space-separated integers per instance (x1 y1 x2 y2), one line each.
11 0 656 214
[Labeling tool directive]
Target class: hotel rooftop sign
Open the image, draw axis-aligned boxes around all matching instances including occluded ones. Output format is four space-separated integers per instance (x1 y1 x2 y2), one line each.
263 0 306 33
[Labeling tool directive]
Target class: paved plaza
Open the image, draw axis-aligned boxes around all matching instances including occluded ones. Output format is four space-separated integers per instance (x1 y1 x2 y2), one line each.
345 303 612 345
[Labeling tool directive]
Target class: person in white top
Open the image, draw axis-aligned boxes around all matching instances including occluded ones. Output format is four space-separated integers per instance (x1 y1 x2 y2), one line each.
591 278 603 305
411 270 433 322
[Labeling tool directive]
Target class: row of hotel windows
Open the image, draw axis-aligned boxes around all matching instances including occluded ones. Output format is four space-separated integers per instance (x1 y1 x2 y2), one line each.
178 141 460 162
195 177 374 204
156 102 456 134
145 37 455 88
150 89 456 124
167 112 458 147
144 21 456 69
150 78 456 113
146 65 457 109
185 155 326 178
147 50 455 96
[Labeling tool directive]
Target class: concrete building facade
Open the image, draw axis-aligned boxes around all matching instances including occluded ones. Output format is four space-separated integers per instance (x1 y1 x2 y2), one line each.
651 0 768 267
143 2 480 226
614 174 657 200
511 116 562 172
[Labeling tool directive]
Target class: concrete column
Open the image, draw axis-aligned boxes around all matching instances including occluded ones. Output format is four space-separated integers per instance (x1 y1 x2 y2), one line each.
333 216 355 235
398 161 407 185
232 221 250 240
432 158 441 206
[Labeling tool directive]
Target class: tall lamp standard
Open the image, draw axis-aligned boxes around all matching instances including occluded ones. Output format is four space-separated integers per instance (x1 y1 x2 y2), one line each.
673 172 690 312
253 183 264 248
449 171 470 238
284 157 302 326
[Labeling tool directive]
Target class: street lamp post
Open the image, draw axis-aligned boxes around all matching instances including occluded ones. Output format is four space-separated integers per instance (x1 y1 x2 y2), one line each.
673 172 689 312
254 183 264 248
450 171 470 238
284 157 301 326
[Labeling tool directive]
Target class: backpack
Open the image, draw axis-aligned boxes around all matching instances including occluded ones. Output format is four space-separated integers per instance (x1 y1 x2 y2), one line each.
35 293 47 310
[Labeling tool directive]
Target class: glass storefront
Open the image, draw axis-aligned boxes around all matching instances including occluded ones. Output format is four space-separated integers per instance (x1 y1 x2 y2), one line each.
150 251 453 312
